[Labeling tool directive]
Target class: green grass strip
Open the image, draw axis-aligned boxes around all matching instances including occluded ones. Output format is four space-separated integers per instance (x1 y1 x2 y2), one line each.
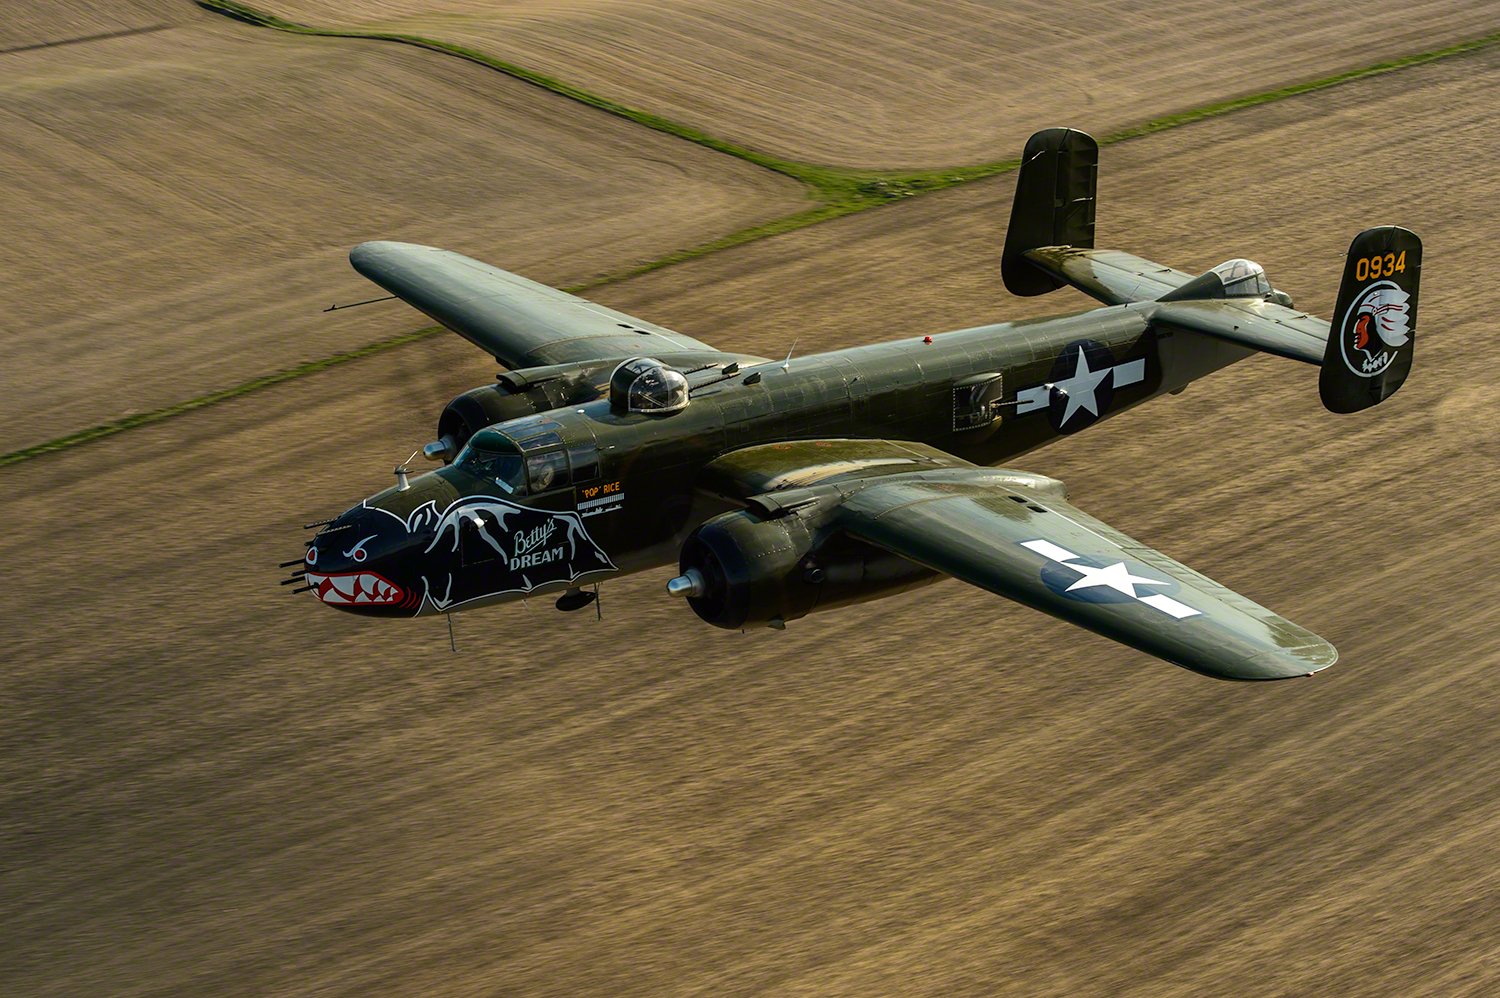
5 9 1496 469
0 325 439 468
193 0 998 205
1101 28 1500 144
193 2 1500 201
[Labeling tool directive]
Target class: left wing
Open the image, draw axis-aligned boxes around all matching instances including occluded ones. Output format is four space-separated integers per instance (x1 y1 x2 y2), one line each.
350 241 758 369
704 441 1336 681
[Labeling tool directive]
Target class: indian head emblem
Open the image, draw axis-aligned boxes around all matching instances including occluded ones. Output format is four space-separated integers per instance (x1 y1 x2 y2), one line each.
1340 280 1411 377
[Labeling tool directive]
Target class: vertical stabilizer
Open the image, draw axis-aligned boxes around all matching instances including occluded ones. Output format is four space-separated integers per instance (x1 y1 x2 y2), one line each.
1319 226 1421 413
1002 128 1098 297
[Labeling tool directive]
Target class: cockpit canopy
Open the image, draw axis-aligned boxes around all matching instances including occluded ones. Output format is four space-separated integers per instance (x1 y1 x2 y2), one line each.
452 428 527 495
450 420 589 497
609 357 689 414
1211 258 1273 298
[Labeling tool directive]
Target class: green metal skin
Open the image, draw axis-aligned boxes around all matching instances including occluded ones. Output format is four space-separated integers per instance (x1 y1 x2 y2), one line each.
296 127 1415 679
302 302 1249 618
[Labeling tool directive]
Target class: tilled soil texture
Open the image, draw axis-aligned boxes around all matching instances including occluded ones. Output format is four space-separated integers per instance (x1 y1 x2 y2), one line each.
3 28 1498 998
2 0 192 53
262 0 1493 167
0 9 803 453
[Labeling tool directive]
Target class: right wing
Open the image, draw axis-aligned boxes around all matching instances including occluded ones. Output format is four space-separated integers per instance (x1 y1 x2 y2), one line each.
835 474 1336 681
350 241 760 369
705 441 1337 681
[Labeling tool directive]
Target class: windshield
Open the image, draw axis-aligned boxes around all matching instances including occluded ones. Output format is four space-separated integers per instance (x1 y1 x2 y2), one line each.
455 445 527 495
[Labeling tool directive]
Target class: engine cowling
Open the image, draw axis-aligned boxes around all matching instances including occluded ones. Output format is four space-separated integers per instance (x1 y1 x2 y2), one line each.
675 508 939 629
428 360 615 462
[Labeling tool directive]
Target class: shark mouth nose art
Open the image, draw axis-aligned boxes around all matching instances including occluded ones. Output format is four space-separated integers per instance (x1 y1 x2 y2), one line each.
304 571 405 606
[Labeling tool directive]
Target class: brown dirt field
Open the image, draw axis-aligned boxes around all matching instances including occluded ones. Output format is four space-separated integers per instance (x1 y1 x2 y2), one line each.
0 10 803 453
1 2 191 53
262 0 1495 168
4 45 1500 998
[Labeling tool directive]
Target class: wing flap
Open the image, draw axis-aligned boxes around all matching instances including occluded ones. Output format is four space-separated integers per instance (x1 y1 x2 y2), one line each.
350 241 744 369
833 476 1336 681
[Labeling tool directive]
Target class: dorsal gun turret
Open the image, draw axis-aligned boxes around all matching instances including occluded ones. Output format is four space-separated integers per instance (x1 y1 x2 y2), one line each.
609 358 689 414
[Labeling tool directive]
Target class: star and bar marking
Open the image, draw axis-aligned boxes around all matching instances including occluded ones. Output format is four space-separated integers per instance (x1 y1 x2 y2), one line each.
1021 539 1201 619
1015 346 1145 426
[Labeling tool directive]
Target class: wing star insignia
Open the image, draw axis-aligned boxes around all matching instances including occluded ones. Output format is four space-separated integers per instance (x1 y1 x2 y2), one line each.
1020 539 1201 619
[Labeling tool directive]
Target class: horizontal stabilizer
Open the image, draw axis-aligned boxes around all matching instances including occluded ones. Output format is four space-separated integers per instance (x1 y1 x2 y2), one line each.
1024 246 1195 305
1151 298 1330 365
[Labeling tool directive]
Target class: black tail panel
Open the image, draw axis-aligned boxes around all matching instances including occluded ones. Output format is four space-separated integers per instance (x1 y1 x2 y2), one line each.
1002 128 1098 297
1319 226 1421 413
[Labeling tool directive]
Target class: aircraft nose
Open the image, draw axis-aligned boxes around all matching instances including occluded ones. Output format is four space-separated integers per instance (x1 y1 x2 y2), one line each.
298 509 421 615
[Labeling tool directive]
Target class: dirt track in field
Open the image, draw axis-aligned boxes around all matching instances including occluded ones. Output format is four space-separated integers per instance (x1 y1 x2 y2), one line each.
4 24 1499 993
263 0 1494 168
0 8 802 453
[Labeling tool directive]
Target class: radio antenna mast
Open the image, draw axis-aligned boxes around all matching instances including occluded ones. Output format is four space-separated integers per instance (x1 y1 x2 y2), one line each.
323 294 398 313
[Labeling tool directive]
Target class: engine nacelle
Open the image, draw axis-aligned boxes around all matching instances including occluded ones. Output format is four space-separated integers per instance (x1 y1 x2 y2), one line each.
675 508 939 629
428 360 616 461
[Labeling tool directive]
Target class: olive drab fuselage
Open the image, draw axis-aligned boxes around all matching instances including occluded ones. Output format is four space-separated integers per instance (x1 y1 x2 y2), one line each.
303 304 1252 617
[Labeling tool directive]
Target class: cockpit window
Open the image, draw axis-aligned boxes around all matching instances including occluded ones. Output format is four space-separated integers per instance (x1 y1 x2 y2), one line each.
455 444 527 495
609 357 689 414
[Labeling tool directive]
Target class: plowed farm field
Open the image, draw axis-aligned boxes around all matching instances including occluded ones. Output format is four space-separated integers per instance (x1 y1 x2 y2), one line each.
264 0 1491 167
0 8 802 452
4 6 1498 997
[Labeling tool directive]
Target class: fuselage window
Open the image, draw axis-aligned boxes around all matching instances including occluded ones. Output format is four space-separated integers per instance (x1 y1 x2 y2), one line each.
526 449 570 494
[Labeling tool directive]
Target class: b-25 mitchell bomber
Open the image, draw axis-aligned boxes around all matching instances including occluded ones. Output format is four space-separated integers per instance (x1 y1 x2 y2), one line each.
288 128 1420 681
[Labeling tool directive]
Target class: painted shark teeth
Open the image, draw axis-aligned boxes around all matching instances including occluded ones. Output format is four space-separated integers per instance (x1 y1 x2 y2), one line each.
303 572 403 605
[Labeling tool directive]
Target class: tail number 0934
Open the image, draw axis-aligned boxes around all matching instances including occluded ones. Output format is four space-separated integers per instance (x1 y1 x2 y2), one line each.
1355 251 1407 282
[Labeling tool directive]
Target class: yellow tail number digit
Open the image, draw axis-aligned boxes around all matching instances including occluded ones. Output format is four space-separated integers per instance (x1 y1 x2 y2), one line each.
1356 251 1406 282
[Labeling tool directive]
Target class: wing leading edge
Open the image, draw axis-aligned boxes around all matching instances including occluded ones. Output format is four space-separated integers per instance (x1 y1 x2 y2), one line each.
350 241 753 370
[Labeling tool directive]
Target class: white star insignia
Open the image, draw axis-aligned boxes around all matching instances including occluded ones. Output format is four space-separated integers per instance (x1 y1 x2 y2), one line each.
1063 560 1169 597
1054 346 1112 426
1020 539 1202 619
